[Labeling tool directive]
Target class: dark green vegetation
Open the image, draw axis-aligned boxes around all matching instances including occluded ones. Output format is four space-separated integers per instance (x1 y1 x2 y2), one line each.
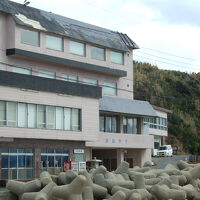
134 61 200 154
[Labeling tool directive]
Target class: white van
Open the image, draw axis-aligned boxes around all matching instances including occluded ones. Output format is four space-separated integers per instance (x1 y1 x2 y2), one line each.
157 145 173 157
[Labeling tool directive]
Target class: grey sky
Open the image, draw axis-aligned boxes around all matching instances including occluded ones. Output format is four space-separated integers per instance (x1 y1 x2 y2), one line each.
11 0 200 73
137 0 200 26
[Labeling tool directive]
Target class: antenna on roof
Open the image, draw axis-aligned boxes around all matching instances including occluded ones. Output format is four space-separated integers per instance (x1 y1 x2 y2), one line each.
23 0 30 6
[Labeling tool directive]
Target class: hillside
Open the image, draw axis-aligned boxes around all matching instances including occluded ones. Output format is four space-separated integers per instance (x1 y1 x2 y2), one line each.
134 61 200 154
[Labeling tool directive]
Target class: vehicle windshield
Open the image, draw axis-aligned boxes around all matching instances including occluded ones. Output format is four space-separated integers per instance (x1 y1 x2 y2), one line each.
159 146 167 150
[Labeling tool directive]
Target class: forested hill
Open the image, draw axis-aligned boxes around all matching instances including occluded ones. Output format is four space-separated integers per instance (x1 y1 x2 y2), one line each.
134 61 200 154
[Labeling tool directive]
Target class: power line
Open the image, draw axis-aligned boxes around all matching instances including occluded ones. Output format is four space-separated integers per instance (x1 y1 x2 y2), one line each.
140 47 196 61
134 51 200 68
133 54 199 71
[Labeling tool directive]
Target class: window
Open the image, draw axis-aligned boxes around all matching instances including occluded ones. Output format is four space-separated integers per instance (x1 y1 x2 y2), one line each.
83 78 98 86
38 70 55 79
46 35 63 51
41 149 68 173
100 114 118 133
62 74 78 83
69 40 85 56
110 51 124 64
18 103 27 127
103 82 117 96
56 107 64 130
0 101 81 131
21 28 39 46
7 102 17 127
28 104 36 128
1 148 34 180
91 46 105 61
123 117 138 134
144 117 167 130
13 67 31 75
0 101 6 126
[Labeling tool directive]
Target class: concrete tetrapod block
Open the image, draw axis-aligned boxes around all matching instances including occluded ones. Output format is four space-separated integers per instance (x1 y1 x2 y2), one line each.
181 165 200 185
105 179 135 192
52 175 86 200
40 171 53 186
151 184 186 200
51 175 58 185
171 183 195 199
94 173 107 188
0 190 18 200
134 174 145 189
105 191 126 200
21 182 56 200
111 186 132 199
82 186 94 200
115 161 130 174
143 161 152 168
145 177 161 185
194 192 200 200
78 170 107 199
91 165 107 177
111 186 151 200
121 173 130 181
129 167 150 173
177 160 199 170
6 179 41 200
58 170 78 185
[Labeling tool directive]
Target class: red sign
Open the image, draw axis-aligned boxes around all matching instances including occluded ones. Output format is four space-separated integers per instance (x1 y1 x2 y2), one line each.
63 161 71 172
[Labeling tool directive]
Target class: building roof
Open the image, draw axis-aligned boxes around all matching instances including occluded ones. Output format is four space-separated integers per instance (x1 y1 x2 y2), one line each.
0 0 139 52
99 96 158 117
152 105 173 114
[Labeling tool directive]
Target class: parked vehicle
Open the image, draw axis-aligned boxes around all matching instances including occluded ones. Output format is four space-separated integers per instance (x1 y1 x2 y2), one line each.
157 145 173 157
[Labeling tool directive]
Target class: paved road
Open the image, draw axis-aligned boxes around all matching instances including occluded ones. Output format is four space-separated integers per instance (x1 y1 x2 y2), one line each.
152 155 190 169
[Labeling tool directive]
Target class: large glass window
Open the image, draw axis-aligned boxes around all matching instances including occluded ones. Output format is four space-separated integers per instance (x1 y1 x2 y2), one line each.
103 82 117 96
0 101 81 131
38 70 56 79
110 51 124 65
123 117 138 134
69 40 85 56
144 117 167 130
28 104 37 128
0 101 6 126
100 114 118 133
21 28 40 46
83 78 98 86
46 106 55 129
91 46 105 61
56 107 63 130
41 149 68 174
13 67 31 75
18 103 27 127
62 74 78 83
1 148 34 180
7 102 17 127
46 35 63 51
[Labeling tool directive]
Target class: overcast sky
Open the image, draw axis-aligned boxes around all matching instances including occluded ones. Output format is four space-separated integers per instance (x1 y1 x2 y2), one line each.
12 0 200 73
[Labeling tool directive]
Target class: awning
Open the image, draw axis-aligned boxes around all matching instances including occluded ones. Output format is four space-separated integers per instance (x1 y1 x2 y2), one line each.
99 96 158 117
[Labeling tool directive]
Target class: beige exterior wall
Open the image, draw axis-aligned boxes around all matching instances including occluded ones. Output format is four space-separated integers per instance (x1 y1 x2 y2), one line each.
86 132 154 149
0 12 133 99
0 86 99 142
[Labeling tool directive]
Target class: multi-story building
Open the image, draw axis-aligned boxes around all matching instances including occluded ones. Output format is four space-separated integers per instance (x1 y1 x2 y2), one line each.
0 0 157 180
144 105 172 155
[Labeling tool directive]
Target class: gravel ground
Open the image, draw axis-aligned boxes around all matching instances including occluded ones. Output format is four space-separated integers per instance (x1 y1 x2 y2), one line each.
152 155 190 169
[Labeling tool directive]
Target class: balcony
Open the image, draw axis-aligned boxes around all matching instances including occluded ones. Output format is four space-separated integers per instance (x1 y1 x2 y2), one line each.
0 70 102 99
